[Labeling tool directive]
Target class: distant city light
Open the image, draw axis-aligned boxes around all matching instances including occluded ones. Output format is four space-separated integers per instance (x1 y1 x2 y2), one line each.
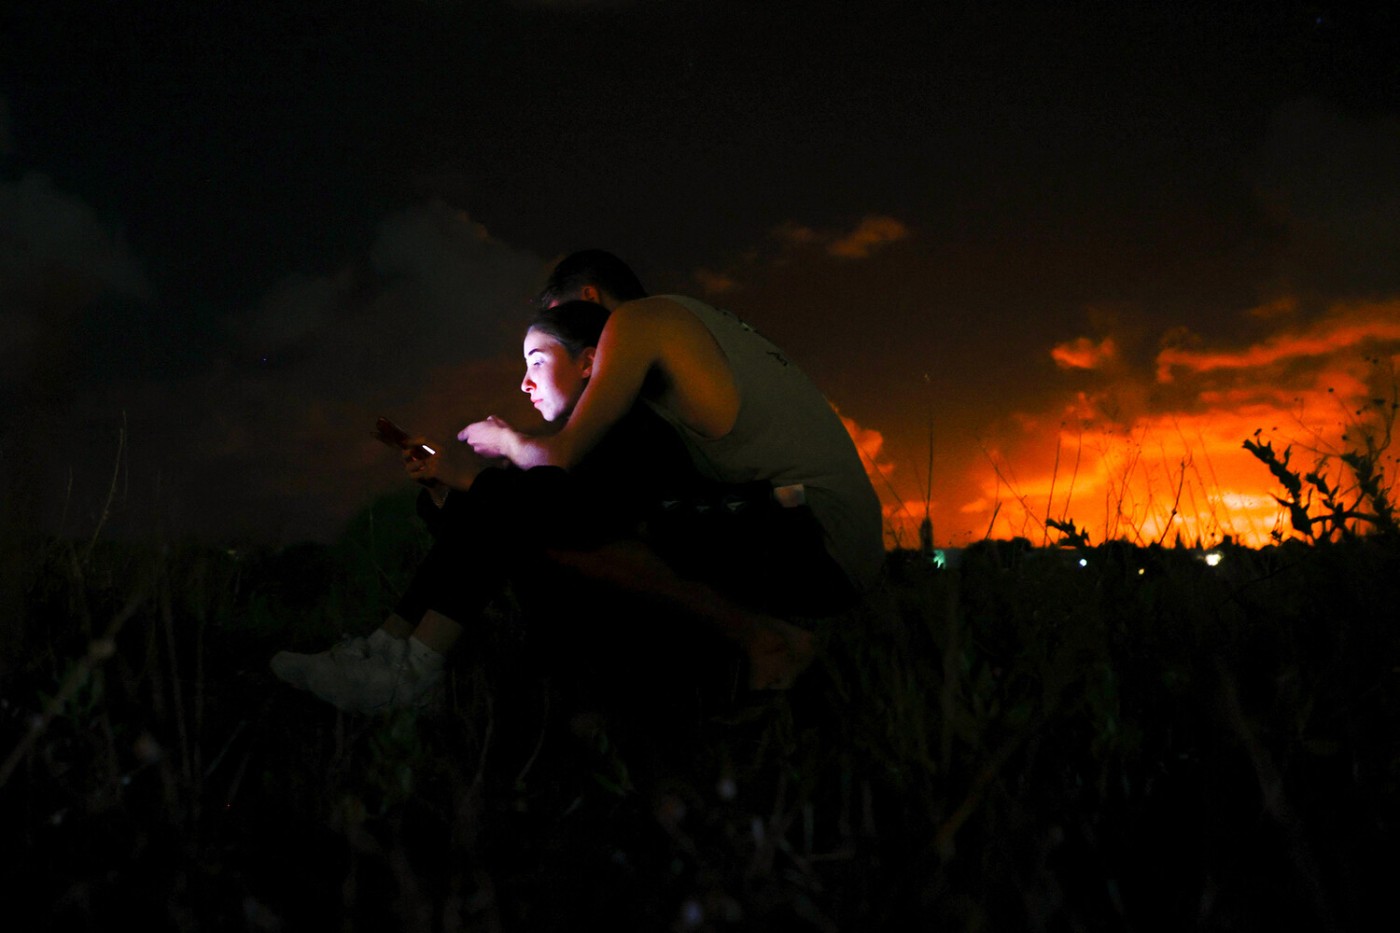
1204 550 1224 567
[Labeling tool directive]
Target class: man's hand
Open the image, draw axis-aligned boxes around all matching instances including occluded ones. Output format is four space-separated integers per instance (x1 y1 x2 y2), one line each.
458 416 517 461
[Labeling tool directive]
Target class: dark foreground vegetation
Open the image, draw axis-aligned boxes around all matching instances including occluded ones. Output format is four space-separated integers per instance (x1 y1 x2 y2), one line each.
3 496 1398 931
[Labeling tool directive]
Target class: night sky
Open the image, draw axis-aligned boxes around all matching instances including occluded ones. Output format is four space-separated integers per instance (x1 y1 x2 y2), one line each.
3 1 1398 548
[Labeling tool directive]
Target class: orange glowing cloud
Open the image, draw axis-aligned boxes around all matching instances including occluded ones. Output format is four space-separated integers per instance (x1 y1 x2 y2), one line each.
839 409 897 482
693 268 739 295
1157 300 1400 382
772 215 910 260
772 221 821 248
837 408 934 549
1246 295 1300 320
827 215 910 260
1051 336 1118 370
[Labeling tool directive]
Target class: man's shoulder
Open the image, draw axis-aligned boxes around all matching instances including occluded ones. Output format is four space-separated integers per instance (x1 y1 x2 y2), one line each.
610 296 719 343
614 295 702 320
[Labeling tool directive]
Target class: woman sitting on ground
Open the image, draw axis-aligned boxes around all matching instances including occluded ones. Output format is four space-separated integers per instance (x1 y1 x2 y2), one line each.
270 299 685 711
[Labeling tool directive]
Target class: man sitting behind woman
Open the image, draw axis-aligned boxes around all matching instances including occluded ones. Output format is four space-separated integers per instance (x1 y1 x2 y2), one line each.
274 249 867 711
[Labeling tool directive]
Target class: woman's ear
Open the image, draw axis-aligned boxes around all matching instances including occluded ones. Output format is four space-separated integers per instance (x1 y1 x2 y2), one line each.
578 346 596 379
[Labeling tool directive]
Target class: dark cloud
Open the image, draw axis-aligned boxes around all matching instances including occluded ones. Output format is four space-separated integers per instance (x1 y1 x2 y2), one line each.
169 203 546 543
1253 99 1400 300
0 173 150 390
5 195 548 545
240 201 539 384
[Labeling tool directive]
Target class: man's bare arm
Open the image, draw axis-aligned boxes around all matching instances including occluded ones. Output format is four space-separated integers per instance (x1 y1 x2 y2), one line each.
460 300 666 469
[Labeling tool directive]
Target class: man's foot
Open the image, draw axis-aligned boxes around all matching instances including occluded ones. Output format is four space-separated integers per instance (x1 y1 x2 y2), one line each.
746 621 815 691
270 628 406 691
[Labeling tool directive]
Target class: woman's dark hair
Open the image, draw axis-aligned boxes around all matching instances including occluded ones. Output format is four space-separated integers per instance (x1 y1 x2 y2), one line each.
535 250 648 307
526 299 611 358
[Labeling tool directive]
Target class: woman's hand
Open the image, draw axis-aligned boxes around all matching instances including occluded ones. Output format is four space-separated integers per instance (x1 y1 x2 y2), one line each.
458 416 518 462
403 436 493 503
402 436 444 484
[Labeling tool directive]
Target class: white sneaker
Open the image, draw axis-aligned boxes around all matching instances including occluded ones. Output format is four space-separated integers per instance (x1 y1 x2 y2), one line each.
270 628 407 692
303 636 445 713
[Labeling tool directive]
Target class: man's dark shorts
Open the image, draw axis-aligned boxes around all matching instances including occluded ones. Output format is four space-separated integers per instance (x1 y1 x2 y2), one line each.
644 480 857 619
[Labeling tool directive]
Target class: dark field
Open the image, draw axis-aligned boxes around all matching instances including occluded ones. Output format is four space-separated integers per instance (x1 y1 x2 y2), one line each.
2 499 1398 931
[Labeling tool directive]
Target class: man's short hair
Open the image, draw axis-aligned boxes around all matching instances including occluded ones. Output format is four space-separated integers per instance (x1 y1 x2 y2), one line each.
537 250 649 307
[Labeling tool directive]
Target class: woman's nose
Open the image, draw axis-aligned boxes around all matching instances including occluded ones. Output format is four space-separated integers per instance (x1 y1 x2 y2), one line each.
521 374 533 392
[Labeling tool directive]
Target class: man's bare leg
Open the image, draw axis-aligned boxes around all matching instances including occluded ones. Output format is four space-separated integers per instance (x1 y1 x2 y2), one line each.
546 541 815 690
381 613 414 639
412 609 463 656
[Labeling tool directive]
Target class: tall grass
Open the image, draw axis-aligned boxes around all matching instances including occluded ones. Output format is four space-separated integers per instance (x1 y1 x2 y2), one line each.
3 422 1399 930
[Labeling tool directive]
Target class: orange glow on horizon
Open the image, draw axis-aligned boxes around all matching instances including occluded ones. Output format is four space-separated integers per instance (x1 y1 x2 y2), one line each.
868 298 1400 550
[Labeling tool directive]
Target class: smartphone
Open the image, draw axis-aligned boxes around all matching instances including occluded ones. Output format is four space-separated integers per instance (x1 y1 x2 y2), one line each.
375 417 436 460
